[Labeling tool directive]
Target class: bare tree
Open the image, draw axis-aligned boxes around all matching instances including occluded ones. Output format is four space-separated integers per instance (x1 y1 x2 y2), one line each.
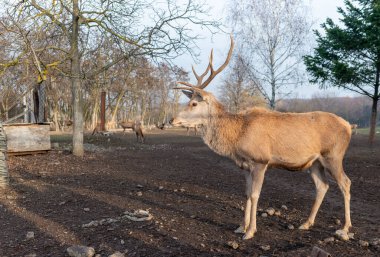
220 55 265 113
3 0 220 156
228 0 312 109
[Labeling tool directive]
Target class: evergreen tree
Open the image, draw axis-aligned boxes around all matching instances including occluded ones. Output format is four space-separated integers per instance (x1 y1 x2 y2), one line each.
304 0 380 144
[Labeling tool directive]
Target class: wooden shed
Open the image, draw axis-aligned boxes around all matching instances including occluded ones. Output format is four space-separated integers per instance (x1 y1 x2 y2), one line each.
3 123 51 155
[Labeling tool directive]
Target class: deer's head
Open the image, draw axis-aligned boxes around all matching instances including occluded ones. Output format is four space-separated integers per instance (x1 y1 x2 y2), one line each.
170 35 234 127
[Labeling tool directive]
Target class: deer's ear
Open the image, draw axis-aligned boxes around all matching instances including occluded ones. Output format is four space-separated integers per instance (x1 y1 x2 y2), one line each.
182 90 193 99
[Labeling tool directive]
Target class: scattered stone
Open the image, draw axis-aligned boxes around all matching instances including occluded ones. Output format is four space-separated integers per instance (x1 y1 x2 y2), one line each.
123 209 153 221
173 237 178 240
82 221 100 228
108 251 125 257
335 229 350 241
121 239 125 245
260 245 270 251
26 231 35 240
287 224 295 230
323 237 335 243
136 192 143 197
59 201 66 206
281 205 288 210
180 188 185 192
266 207 275 216
227 241 239 249
261 212 268 218
136 184 144 188
67 245 95 257
359 240 369 247
317 240 323 245
348 233 355 240
200 243 205 248
311 246 331 257
335 219 341 225
370 238 380 246
274 210 281 216
84 208 90 212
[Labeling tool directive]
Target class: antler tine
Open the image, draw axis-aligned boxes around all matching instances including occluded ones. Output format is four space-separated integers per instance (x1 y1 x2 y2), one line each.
173 85 203 92
176 81 195 88
192 64 211 88
199 35 234 89
192 65 200 80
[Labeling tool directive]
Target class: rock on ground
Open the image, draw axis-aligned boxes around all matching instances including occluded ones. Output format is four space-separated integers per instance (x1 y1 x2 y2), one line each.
67 245 96 257
108 251 125 257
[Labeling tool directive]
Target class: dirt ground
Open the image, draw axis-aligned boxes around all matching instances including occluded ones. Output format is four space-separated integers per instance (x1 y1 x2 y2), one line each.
0 129 379 257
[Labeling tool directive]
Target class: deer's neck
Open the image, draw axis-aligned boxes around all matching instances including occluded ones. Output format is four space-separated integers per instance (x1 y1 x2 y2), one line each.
202 102 243 157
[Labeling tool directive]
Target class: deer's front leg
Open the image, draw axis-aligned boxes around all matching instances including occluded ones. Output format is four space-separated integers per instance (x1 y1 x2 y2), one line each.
243 163 268 240
235 170 252 234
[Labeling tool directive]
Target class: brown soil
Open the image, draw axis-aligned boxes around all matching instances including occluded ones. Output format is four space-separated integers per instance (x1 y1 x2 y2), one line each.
0 129 379 257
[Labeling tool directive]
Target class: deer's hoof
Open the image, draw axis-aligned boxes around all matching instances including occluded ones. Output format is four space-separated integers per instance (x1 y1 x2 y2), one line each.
242 231 255 240
234 226 246 234
298 222 312 230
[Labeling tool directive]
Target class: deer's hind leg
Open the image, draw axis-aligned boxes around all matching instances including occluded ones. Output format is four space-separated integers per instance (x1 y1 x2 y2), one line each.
299 161 329 230
324 158 352 232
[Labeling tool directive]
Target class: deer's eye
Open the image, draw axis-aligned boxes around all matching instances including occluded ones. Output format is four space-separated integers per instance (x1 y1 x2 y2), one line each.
192 102 198 107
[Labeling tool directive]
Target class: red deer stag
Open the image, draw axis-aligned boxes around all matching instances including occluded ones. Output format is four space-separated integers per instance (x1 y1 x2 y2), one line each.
170 35 352 240
119 120 144 143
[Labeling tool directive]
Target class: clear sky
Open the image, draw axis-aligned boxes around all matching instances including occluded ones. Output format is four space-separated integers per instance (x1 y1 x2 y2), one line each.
174 0 358 99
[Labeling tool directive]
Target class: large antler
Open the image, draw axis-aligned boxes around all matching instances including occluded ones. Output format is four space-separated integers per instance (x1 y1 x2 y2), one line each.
176 35 234 90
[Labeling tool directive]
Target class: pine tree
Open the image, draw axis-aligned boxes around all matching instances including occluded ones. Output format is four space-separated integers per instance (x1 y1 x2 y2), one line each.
304 0 380 144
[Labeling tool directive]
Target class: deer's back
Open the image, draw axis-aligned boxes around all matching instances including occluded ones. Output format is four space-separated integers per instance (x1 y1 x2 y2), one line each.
236 110 351 170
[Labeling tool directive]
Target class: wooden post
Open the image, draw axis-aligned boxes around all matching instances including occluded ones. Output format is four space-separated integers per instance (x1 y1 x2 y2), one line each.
100 91 106 131
0 122 9 188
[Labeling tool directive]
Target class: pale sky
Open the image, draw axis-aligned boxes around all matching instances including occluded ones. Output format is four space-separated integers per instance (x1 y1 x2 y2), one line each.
174 0 358 100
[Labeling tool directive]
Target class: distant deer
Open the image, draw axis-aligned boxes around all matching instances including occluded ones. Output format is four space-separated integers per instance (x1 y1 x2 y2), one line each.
170 35 352 240
156 123 166 130
350 124 358 135
119 120 144 143
186 125 199 136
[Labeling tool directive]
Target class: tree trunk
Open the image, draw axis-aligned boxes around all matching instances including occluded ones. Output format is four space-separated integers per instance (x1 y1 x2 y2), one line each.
369 97 378 145
109 90 126 128
91 93 100 130
369 68 379 145
53 104 60 132
71 0 84 156
37 82 46 123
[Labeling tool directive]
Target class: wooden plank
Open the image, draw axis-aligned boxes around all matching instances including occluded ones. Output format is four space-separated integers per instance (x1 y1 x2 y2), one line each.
7 150 49 156
3 124 51 153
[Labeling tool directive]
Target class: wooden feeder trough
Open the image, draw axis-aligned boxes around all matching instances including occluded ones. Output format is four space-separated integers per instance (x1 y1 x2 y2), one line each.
3 123 51 155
